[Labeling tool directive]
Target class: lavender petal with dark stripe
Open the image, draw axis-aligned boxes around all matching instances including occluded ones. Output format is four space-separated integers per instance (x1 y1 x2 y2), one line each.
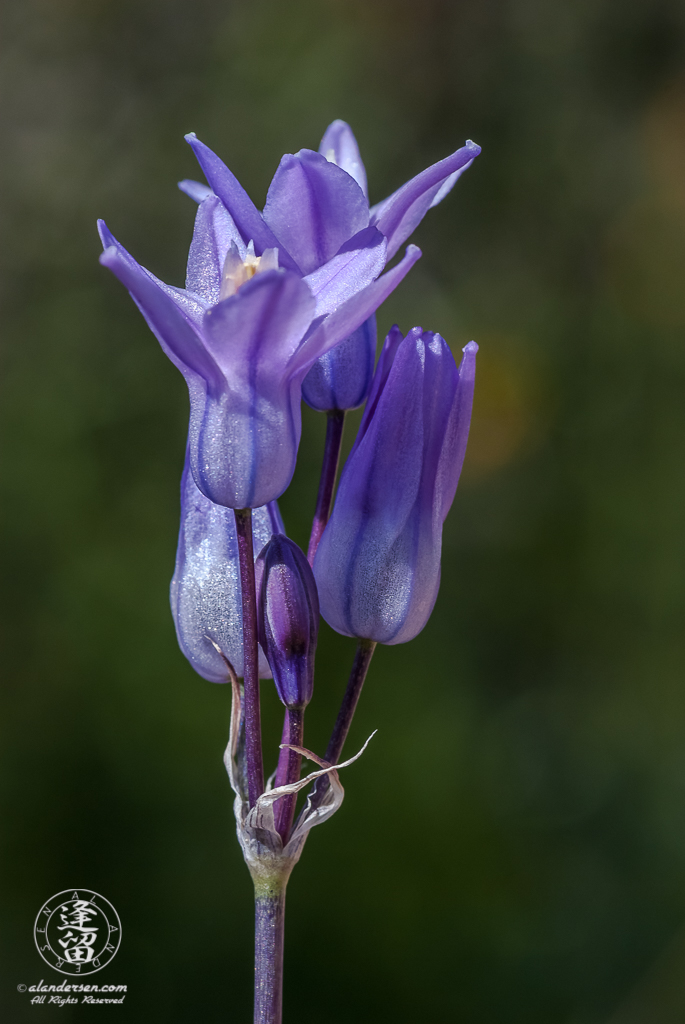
313 327 477 645
170 452 284 682
98 210 419 508
178 121 480 414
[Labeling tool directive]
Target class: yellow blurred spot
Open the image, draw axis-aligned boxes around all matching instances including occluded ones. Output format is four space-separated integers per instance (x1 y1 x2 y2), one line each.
604 75 685 328
461 336 545 481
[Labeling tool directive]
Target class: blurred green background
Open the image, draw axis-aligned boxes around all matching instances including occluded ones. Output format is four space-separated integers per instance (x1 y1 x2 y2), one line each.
2 0 685 1021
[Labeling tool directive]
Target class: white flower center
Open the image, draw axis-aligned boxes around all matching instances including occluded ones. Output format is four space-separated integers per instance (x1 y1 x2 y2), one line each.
219 240 279 300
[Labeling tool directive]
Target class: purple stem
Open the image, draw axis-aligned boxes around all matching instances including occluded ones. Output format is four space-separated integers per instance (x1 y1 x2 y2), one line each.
234 508 265 807
272 708 304 842
306 638 376 813
254 880 286 1024
307 409 346 565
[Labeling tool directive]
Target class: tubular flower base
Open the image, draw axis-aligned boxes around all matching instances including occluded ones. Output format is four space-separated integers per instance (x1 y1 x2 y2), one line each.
170 453 283 681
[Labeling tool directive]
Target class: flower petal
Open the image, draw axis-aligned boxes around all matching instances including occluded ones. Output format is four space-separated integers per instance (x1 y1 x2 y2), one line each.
185 133 301 273
303 226 386 317
191 271 317 507
428 169 462 209
98 227 221 389
178 179 213 203
203 269 315 375
319 119 368 198
302 316 376 413
170 452 276 682
186 194 244 304
98 219 209 327
435 341 478 522
353 323 404 445
371 140 481 260
313 330 476 645
288 244 421 378
263 149 369 275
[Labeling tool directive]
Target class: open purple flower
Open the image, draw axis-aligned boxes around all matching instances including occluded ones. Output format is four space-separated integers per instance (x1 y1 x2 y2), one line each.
99 186 419 507
179 122 480 416
180 121 479 279
313 327 477 645
170 453 284 682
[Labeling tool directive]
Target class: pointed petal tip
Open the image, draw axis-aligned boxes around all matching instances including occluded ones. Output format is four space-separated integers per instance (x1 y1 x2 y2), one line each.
96 218 111 248
322 118 355 140
185 133 206 157
178 178 212 203
465 139 481 155
98 244 118 268
97 219 120 251
460 341 478 381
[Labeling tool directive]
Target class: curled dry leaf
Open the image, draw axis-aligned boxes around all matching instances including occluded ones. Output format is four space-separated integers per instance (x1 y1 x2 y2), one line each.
223 672 375 884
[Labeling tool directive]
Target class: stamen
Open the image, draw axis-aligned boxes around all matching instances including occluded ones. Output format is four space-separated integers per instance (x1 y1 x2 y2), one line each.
259 248 279 273
219 241 280 301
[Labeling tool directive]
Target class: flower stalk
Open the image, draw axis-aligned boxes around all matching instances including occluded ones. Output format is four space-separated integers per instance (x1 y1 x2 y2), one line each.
325 639 377 765
234 508 265 807
306 639 377 815
254 877 287 1024
307 409 346 564
272 708 305 841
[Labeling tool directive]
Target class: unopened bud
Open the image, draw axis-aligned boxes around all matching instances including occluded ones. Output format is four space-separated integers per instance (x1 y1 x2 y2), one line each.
256 535 319 709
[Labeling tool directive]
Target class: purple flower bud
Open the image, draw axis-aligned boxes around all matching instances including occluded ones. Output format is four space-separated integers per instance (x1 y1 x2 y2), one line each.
313 327 477 645
170 453 284 682
256 535 319 710
302 315 376 412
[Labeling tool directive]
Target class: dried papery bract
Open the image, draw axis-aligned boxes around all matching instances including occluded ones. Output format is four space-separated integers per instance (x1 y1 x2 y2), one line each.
223 668 375 1024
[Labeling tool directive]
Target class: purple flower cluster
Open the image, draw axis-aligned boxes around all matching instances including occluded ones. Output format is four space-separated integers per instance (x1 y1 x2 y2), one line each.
99 118 479 778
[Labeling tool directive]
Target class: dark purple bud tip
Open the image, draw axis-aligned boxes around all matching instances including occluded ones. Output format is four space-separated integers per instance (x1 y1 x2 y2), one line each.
256 535 320 710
